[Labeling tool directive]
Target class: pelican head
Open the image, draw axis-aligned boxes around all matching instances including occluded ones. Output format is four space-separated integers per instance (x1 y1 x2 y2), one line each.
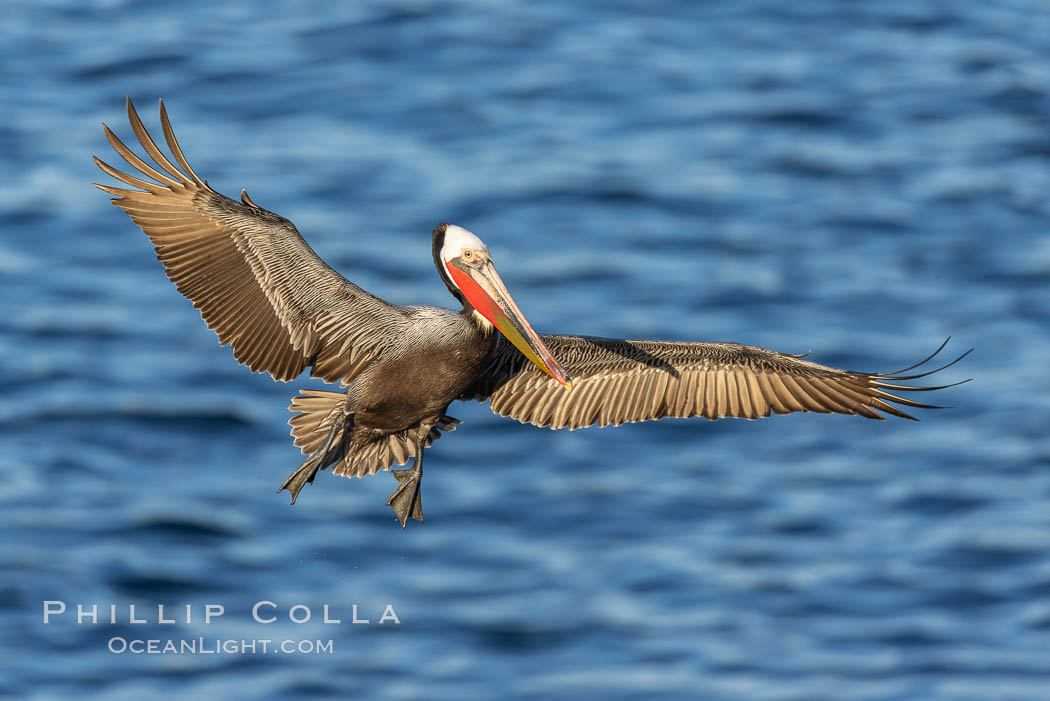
433 223 572 390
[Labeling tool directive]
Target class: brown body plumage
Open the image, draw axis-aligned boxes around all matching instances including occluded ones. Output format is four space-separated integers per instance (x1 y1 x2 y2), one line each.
95 98 968 527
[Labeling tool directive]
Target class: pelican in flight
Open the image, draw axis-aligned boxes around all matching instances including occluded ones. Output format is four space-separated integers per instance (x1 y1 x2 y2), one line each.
95 98 969 527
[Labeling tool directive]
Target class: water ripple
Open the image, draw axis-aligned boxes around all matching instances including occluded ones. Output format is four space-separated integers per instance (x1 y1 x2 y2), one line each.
3 1 1048 700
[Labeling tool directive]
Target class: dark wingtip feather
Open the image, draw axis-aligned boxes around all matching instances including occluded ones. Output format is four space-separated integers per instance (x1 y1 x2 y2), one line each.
883 348 973 381
872 377 972 392
880 337 951 376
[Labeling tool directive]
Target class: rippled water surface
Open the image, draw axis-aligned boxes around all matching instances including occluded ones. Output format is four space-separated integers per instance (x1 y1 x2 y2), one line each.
3 2 1049 699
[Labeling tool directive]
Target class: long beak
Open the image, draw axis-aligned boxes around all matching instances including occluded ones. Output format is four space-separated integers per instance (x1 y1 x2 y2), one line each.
447 259 573 390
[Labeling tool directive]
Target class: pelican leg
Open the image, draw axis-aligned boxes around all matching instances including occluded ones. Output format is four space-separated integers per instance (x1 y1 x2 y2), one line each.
279 419 341 504
387 440 425 528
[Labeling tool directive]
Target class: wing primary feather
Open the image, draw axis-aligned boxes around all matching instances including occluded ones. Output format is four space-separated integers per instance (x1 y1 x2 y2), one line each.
159 99 205 186
872 389 943 410
767 373 805 413
877 337 951 375
102 123 183 188
95 184 141 198
756 373 788 414
877 348 973 381
818 378 884 419
872 378 972 392
779 375 831 413
796 376 852 414
125 96 192 185
92 155 170 194
875 338 970 377
869 398 919 421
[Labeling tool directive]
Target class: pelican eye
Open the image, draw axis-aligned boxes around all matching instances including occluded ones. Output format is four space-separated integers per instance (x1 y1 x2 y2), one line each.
463 250 473 259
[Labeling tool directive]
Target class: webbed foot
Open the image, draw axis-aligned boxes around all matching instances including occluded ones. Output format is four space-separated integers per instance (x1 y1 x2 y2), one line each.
279 453 322 504
386 467 423 528
279 419 342 505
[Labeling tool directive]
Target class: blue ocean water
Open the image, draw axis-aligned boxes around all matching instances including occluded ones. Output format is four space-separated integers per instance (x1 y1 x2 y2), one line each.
3 1 1049 699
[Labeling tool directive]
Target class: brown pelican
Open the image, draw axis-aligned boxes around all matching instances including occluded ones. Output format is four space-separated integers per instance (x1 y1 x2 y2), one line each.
95 98 969 527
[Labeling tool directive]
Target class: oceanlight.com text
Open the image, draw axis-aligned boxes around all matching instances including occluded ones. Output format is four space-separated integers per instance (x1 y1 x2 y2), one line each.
108 637 334 655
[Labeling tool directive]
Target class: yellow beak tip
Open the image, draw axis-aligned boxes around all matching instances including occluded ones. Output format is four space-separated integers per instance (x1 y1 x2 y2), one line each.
564 379 574 392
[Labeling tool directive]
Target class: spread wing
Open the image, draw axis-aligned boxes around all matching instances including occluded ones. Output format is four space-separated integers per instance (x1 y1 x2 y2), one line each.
468 335 969 429
93 97 406 383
